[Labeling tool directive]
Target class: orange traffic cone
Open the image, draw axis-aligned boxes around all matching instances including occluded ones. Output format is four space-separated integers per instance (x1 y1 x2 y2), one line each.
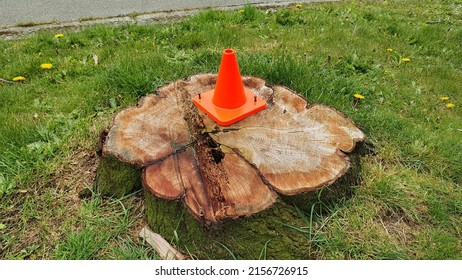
193 49 266 126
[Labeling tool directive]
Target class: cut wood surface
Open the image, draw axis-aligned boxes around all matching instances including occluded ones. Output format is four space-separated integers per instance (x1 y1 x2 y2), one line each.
103 74 365 223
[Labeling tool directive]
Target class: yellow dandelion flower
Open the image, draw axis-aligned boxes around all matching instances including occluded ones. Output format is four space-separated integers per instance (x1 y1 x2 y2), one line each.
12 76 26 81
354 93 365 99
446 103 455 108
402 57 411 62
40 63 53 69
54 33 64 38
239 9 244 13
296 4 302 8
387 48 393 52
440 96 449 101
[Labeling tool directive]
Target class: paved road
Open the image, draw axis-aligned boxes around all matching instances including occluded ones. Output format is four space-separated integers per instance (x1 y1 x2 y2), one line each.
0 0 333 28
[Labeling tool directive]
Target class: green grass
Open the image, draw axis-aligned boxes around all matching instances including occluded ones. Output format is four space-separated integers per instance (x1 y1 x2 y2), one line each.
1 0 461 259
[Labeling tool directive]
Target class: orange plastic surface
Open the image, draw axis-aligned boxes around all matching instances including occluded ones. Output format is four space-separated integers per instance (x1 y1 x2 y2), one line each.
193 87 266 126
192 49 266 126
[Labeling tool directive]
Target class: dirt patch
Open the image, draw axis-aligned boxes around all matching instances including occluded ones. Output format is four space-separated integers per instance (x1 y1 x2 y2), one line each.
1 148 98 259
58 149 98 197
380 209 418 245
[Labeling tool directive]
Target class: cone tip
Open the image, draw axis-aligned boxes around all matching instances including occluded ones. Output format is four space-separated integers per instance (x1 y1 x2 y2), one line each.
224 49 234 55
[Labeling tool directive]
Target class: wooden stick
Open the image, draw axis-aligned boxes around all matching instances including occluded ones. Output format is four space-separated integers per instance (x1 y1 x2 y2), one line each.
139 226 187 260
0 78 14 84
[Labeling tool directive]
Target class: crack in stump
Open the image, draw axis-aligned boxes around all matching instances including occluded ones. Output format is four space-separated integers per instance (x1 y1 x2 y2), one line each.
176 81 232 221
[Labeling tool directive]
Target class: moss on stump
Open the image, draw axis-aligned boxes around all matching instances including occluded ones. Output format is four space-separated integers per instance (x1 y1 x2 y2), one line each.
145 191 314 259
94 156 142 197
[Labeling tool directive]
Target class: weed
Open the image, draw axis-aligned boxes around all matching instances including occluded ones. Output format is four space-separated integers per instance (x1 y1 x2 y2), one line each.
216 242 238 260
258 240 271 260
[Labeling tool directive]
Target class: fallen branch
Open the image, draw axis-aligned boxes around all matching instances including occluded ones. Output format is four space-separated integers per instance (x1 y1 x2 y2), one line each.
0 78 14 84
139 226 187 260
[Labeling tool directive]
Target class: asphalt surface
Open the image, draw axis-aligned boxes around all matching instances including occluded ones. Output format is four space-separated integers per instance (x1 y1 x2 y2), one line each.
0 0 333 28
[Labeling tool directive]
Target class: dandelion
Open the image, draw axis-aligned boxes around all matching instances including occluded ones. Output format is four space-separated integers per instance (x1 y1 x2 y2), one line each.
296 4 302 8
387 48 393 52
446 103 455 108
354 93 365 99
40 63 53 69
54 33 64 38
402 57 411 62
353 93 365 107
12 76 26 81
440 96 449 101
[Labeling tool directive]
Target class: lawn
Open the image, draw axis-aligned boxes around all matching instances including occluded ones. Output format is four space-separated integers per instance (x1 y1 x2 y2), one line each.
0 0 461 259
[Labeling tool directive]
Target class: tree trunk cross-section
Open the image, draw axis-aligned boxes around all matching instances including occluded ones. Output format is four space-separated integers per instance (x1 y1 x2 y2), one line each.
103 74 365 224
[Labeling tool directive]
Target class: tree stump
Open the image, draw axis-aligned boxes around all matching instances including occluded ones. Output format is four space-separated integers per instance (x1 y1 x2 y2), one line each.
98 74 365 259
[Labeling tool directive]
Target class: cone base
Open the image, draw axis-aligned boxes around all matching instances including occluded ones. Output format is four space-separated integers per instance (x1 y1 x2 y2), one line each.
193 88 266 126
